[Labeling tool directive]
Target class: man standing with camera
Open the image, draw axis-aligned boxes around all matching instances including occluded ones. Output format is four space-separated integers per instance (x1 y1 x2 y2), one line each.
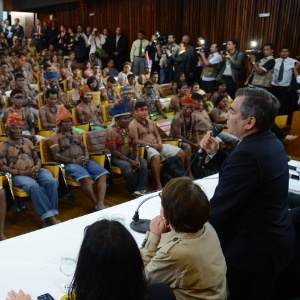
200 43 222 93
216 39 244 98
157 33 178 84
245 43 275 91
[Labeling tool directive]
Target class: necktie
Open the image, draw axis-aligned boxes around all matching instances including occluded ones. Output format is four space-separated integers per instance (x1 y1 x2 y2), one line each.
278 59 284 82
37 26 40 38
139 39 143 57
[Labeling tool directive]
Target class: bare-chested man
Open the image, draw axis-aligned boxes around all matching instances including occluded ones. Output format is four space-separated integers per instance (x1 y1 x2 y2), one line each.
138 66 150 85
106 102 148 195
0 112 59 226
70 65 85 90
49 105 108 210
170 95 201 177
39 88 59 129
75 85 107 130
0 63 14 93
129 102 184 190
169 81 188 112
137 81 167 120
3 88 35 136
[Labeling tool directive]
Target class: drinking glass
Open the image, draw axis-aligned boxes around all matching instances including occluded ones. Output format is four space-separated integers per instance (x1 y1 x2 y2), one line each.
59 256 77 292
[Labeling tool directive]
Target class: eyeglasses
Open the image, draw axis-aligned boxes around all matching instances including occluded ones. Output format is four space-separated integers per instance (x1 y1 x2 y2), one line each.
13 96 23 100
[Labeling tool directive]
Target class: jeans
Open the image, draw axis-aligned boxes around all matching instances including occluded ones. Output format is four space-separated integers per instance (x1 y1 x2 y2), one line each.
12 168 59 221
160 67 174 84
111 154 148 192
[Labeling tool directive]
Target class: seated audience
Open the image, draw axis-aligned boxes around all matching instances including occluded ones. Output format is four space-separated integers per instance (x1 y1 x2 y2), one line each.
211 80 232 104
49 105 109 211
191 82 206 96
106 76 121 104
169 81 188 112
171 72 186 94
75 85 107 130
137 81 167 120
129 102 185 190
102 59 119 77
39 88 59 129
0 112 60 227
210 94 229 124
149 71 165 98
118 62 132 86
138 66 150 85
140 177 227 299
127 73 142 99
83 61 94 78
106 101 148 196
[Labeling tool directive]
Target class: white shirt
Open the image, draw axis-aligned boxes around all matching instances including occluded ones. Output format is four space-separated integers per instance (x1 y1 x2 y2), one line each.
271 57 297 87
297 75 300 85
202 52 222 81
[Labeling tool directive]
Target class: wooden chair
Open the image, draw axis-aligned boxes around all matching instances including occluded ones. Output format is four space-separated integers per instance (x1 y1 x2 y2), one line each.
91 91 101 107
159 83 173 97
40 138 82 187
275 115 288 129
37 114 55 138
72 108 90 132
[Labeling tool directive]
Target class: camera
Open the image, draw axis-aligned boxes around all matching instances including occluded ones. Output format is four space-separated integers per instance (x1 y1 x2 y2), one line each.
153 31 167 45
196 45 210 56
245 49 263 61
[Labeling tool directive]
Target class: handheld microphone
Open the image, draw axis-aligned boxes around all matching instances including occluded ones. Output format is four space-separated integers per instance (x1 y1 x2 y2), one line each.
130 194 159 233
198 124 224 155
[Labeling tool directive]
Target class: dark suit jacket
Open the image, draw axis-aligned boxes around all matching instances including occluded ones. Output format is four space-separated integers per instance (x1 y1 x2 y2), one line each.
31 25 46 40
207 129 295 273
108 35 128 57
168 51 188 78
11 24 24 40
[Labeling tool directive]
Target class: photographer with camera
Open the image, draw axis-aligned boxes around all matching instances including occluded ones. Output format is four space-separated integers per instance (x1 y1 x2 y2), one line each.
157 33 178 84
199 43 222 93
145 34 160 74
166 42 188 81
245 43 275 90
216 39 244 98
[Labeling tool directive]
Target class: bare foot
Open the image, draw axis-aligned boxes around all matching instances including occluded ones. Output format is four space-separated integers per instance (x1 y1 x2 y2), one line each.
94 204 108 211
284 135 298 142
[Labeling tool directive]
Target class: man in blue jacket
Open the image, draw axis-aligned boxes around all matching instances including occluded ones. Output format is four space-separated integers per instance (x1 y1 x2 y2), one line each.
200 87 295 300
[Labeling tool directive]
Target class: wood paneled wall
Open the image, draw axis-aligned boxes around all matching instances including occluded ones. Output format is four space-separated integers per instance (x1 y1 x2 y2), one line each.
4 0 300 57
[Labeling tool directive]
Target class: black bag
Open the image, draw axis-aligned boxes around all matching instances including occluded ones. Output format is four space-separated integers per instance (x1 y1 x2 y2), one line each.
161 156 185 186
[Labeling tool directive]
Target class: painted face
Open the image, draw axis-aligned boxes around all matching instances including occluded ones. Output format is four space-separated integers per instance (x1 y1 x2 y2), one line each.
82 92 93 103
59 119 73 132
135 106 148 119
116 115 132 128
12 94 24 108
9 124 23 140
16 78 26 88
182 104 195 116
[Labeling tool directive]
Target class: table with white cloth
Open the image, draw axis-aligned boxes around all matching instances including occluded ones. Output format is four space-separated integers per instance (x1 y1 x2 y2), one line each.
0 159 299 300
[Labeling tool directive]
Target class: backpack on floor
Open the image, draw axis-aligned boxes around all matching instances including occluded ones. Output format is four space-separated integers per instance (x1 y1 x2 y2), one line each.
161 155 185 186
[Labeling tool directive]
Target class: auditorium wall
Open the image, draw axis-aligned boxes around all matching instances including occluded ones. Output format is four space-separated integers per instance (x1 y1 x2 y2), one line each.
3 0 300 57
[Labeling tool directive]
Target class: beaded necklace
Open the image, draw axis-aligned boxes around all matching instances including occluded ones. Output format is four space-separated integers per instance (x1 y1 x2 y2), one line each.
113 124 130 148
136 118 150 133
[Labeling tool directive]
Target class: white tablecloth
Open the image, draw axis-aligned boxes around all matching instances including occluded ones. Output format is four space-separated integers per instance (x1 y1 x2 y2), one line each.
0 161 298 299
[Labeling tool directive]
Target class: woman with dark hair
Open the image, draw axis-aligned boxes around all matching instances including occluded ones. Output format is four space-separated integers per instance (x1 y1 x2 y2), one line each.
66 27 75 52
87 76 100 91
83 61 94 78
70 220 147 300
211 80 232 104
102 59 119 77
210 94 229 124
171 72 186 94
140 177 227 299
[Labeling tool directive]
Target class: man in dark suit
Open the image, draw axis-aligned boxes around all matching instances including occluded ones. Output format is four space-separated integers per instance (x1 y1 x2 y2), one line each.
166 42 188 79
11 18 24 43
74 24 89 63
32 19 45 53
108 27 128 71
200 87 295 300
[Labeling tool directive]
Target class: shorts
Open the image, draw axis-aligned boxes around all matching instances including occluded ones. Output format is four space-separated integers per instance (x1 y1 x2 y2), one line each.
65 159 109 184
146 144 180 162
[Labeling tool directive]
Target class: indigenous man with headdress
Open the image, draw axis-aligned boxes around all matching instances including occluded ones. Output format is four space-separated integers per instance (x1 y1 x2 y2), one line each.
3 88 35 136
75 84 107 130
0 112 60 227
49 105 109 210
106 101 148 196
170 94 201 178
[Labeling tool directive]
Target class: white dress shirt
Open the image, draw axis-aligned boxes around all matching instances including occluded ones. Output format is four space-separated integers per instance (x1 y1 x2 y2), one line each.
271 57 297 87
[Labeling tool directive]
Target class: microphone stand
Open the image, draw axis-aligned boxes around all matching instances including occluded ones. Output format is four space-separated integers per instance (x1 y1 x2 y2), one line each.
130 194 159 233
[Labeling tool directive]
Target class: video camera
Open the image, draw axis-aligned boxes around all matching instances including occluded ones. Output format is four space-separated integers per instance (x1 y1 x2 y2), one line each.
153 31 167 46
245 41 263 61
195 38 210 57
